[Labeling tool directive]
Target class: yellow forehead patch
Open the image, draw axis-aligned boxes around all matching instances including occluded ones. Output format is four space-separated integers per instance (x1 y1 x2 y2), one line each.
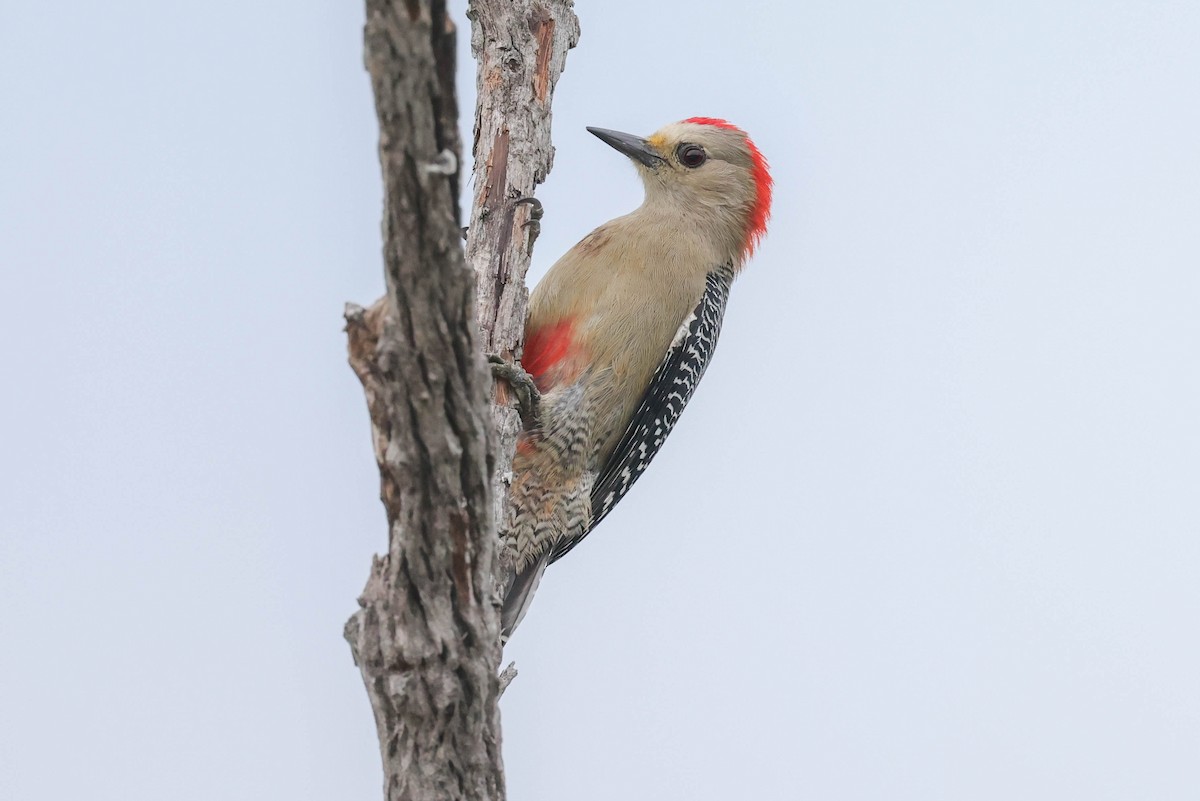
647 133 668 150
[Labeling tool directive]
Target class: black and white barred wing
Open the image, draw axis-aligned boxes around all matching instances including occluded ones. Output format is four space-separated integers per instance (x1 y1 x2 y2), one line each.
549 264 735 564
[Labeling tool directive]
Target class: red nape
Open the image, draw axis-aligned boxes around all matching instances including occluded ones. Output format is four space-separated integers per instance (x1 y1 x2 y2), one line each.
522 318 576 389
683 117 774 257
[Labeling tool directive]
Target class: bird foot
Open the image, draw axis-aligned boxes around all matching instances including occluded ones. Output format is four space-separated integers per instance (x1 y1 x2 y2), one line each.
488 354 541 426
514 196 543 221
514 196 543 245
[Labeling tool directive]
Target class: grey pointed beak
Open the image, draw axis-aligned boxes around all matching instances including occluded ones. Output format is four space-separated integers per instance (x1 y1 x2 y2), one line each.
587 126 665 168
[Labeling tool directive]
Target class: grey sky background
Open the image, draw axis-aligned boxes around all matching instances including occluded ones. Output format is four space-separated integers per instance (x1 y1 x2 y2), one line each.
3 1 1198 799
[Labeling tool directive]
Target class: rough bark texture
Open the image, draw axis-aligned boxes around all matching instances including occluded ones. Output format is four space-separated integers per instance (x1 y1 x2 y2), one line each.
343 1 578 800
466 0 580 529
344 2 502 799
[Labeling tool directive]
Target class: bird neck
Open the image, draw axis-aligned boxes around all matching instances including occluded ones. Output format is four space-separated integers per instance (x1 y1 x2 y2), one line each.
634 189 748 270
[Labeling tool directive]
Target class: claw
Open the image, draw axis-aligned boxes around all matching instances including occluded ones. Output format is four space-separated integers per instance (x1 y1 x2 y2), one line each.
513 196 543 221
488 354 541 427
514 197 543 247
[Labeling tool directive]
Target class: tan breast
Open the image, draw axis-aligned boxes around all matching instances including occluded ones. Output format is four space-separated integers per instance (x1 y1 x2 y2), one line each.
527 210 721 465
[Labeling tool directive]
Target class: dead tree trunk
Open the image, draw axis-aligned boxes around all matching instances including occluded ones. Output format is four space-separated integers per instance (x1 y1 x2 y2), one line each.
343 2 578 800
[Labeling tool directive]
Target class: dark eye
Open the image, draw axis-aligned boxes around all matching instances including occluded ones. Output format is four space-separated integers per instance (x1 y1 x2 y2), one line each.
677 144 706 168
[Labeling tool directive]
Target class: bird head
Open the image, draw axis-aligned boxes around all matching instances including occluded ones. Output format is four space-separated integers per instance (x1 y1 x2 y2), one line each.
587 118 773 262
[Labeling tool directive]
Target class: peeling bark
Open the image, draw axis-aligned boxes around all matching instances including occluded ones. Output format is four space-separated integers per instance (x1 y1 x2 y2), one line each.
466 0 580 528
343 1 578 799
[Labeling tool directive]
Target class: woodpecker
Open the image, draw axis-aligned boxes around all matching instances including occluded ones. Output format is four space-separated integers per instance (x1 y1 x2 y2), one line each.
498 118 773 639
